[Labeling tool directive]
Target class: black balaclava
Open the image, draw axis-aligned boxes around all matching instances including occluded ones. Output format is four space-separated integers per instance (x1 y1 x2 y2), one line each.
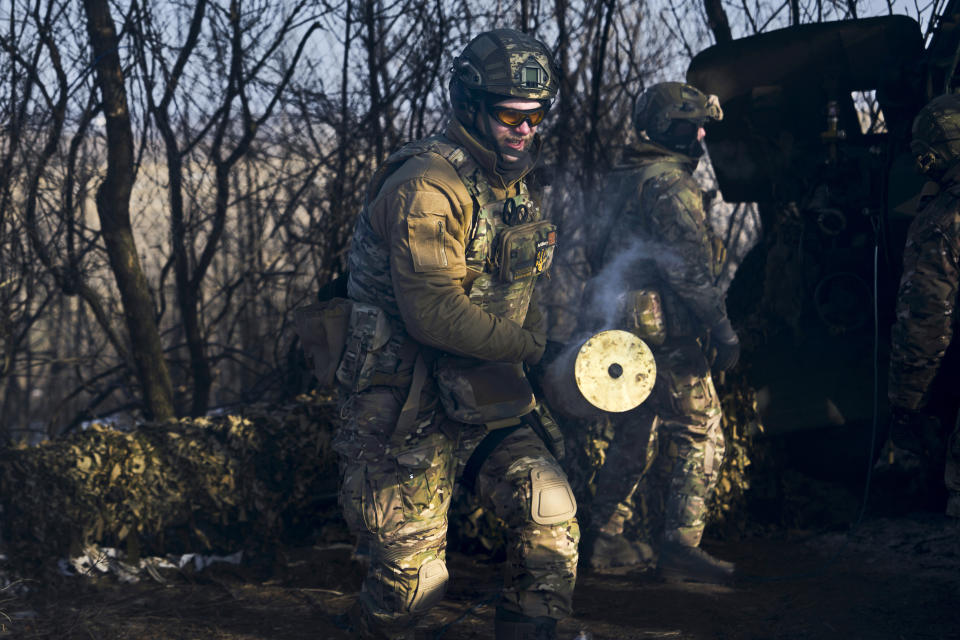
651 118 704 159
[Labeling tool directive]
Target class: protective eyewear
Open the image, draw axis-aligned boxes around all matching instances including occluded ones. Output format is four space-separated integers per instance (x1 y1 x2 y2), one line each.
491 105 548 128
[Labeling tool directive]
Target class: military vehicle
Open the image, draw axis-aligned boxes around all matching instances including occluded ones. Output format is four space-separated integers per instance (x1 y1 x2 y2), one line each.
687 8 960 435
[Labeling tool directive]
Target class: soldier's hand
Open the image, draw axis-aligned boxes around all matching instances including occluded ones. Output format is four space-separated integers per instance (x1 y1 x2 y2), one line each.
710 319 740 372
541 340 567 366
523 331 548 367
526 339 564 397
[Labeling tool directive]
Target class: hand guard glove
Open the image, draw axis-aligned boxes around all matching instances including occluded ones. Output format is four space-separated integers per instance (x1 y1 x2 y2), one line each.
525 339 566 399
710 318 740 372
523 331 547 367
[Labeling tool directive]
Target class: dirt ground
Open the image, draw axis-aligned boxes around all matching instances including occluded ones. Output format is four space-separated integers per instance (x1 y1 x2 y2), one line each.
3 414 958 640
3 503 957 640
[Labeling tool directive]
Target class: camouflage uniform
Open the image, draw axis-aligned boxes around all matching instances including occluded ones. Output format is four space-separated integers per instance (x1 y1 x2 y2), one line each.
585 140 728 549
336 32 578 636
889 171 960 518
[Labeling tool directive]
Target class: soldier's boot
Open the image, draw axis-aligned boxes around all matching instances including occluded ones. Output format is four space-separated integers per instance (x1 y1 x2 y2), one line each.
585 531 655 574
495 607 558 640
656 541 735 584
344 597 417 640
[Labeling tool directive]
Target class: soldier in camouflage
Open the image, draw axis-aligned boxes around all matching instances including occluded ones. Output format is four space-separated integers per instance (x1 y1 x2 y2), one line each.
335 29 579 640
887 92 960 518
580 82 738 581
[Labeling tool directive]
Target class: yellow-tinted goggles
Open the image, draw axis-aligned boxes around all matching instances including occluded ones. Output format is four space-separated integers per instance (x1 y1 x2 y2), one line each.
491 105 548 128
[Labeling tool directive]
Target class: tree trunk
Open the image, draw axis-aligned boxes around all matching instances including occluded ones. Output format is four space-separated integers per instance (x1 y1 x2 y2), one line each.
555 0 571 171
363 0 385 164
703 0 733 44
585 0 616 191
82 0 175 422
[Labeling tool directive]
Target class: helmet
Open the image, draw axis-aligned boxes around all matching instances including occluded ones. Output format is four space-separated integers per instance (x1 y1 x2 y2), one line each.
633 82 723 154
450 29 559 125
911 93 960 178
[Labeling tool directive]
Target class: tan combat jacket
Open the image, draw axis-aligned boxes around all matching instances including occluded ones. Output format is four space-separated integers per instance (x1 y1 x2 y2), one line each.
347 119 546 364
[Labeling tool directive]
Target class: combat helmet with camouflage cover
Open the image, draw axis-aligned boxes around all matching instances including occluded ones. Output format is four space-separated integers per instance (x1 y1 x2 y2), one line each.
450 29 559 126
633 82 723 156
911 93 960 179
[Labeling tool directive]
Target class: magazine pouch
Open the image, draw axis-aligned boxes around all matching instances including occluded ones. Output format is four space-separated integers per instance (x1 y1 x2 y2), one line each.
497 220 557 282
335 303 393 393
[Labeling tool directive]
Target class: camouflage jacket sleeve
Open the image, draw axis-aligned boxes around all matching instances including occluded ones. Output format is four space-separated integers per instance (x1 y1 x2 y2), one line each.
640 168 728 329
370 155 544 363
888 194 960 411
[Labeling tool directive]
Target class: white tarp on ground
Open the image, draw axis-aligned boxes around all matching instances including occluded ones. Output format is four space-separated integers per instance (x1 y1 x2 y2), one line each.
60 545 244 584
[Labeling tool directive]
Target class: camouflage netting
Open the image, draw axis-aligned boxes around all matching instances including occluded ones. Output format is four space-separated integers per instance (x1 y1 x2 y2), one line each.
0 393 339 568
705 370 766 538
0 379 764 570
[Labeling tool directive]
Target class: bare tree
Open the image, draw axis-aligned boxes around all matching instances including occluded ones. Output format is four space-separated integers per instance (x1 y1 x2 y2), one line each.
0 0 948 432
704 0 734 42
129 0 322 415
82 0 175 421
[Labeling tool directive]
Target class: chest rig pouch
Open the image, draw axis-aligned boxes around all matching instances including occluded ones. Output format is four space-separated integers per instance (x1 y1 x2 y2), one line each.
435 193 545 425
462 190 553 327
497 219 557 282
619 288 666 346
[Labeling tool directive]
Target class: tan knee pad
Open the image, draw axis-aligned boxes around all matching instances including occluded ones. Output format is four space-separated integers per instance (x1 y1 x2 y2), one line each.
409 557 448 612
530 465 577 525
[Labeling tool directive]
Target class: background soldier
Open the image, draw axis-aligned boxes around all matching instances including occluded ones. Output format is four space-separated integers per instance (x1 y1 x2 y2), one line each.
334 29 579 640
886 92 960 518
579 82 738 581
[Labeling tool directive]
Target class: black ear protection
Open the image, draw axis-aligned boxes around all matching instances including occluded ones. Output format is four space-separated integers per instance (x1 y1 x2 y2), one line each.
917 152 939 174
453 57 483 88
912 139 942 175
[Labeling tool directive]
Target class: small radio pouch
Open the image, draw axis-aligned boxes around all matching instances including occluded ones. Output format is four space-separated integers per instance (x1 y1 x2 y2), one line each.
497 220 557 282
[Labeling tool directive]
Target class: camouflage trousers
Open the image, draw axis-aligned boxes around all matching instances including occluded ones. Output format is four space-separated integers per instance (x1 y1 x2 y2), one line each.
592 341 725 548
335 387 580 633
